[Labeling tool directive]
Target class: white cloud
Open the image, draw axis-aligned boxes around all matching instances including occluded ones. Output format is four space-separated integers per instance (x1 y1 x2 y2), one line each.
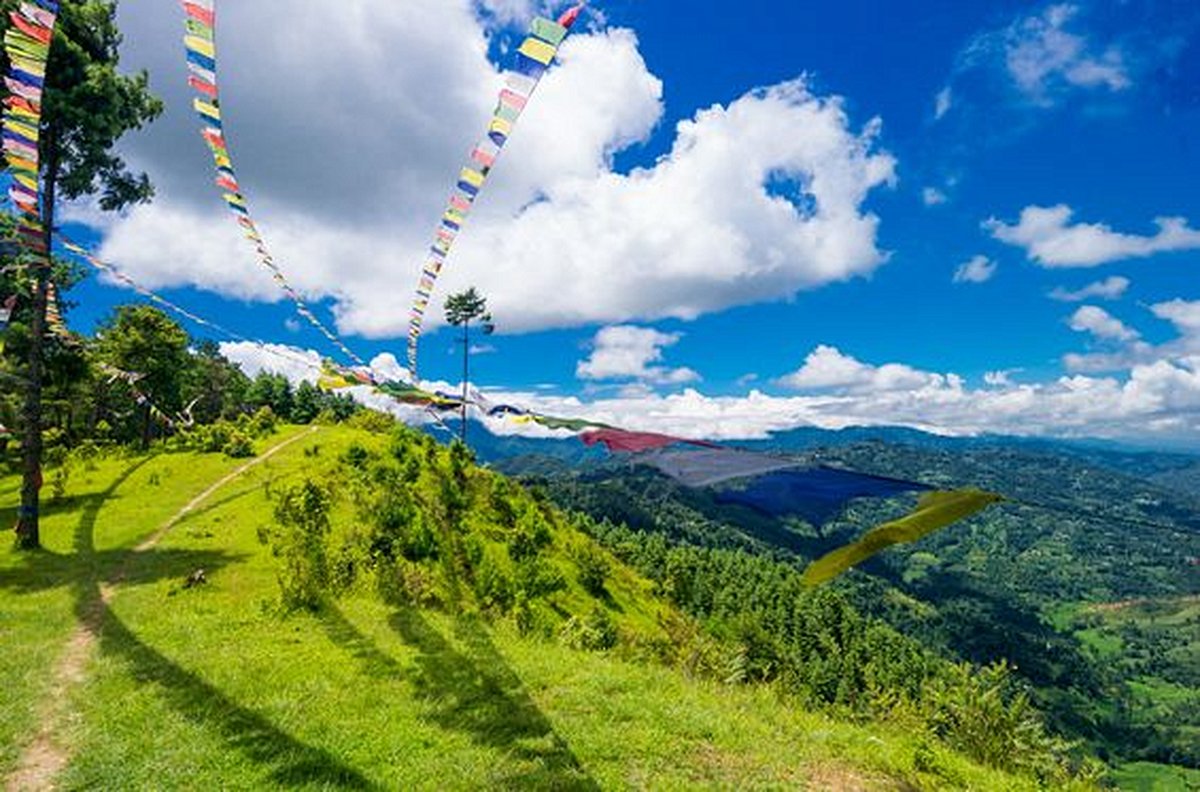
1062 298 1200 373
777 345 950 393
1048 275 1130 302
953 255 997 284
475 0 540 26
984 369 1021 387
1151 299 1200 335
96 1 896 351
1068 305 1139 342
956 3 1131 108
217 342 325 384
922 187 948 206
576 325 699 385
934 86 953 119
1003 4 1129 99
219 339 1200 445
986 205 1200 267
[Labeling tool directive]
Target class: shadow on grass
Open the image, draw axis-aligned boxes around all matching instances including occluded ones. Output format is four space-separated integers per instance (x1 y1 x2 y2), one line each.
94 608 376 789
59 458 376 789
388 607 598 790
317 605 403 679
0 547 247 595
169 483 262 528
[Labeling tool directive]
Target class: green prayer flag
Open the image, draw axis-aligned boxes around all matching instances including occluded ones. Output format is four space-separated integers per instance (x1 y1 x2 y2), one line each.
531 414 612 432
530 17 568 46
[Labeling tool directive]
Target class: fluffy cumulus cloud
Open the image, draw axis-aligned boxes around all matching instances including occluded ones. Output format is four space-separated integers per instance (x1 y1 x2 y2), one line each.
1152 299 1200 335
1068 305 1139 342
222 339 1200 445
576 325 699 385
922 187 948 207
776 345 952 393
96 0 896 343
953 255 997 284
986 205 1200 267
1062 298 1200 373
1049 276 1130 302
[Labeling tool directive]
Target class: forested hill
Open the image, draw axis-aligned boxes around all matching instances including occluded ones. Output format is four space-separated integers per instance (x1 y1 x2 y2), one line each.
498 427 1200 779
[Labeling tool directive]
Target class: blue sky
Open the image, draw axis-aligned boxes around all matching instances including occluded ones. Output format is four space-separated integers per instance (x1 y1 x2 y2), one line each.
51 0 1200 443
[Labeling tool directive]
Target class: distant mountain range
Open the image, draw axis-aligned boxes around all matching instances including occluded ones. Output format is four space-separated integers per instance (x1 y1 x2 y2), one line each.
430 419 1200 495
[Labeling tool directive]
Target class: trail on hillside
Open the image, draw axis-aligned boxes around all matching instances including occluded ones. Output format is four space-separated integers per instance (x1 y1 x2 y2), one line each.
5 428 317 792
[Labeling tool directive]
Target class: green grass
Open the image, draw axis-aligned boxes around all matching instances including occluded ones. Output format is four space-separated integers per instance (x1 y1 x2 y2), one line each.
3 426 1054 789
1112 762 1200 791
1075 627 1124 658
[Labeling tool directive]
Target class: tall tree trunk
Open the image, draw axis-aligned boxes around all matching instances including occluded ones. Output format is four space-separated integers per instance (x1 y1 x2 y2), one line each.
460 321 469 445
15 137 58 550
15 268 48 549
140 401 152 449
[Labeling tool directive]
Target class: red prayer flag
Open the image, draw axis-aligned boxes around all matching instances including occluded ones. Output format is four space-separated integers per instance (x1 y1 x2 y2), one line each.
558 3 584 28
182 2 214 28
580 428 719 454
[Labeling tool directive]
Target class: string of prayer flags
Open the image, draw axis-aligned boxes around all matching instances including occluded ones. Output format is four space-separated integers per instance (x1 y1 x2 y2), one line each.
180 0 366 367
404 3 586 380
56 230 333 375
317 359 377 391
43 279 77 345
100 364 181 430
3 2 58 270
315 361 468 411
484 396 1003 581
60 233 243 342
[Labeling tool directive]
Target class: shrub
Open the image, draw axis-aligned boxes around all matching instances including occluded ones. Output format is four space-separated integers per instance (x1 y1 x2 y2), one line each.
346 409 396 434
920 661 1079 780
513 557 566 600
222 431 255 459
560 607 618 651
509 504 552 562
341 443 371 469
473 550 514 612
377 559 441 607
49 466 70 501
573 542 611 597
258 480 334 612
244 406 278 437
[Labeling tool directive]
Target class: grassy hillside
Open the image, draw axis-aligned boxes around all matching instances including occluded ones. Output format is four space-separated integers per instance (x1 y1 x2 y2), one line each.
0 423 1072 789
527 438 1200 780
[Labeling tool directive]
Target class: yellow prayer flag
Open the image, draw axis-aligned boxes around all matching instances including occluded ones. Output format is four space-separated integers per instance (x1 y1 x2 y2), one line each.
518 36 557 65
801 489 1003 586
488 117 513 138
193 98 221 120
458 168 485 188
184 35 215 58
